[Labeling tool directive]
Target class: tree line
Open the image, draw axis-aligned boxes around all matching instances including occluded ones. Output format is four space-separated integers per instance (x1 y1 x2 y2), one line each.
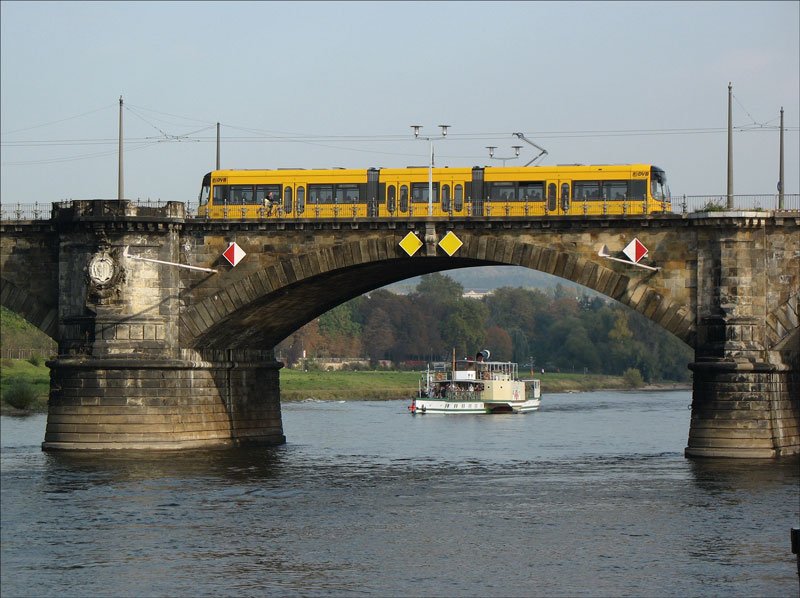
277 273 693 382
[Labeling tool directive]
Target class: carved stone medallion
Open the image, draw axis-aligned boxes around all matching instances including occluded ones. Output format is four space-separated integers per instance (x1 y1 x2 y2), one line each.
88 253 116 285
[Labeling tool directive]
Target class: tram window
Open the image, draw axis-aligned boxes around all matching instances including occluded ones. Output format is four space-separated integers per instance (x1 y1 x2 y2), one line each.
519 182 544 201
336 184 360 203
296 186 305 214
561 184 570 201
309 184 333 204
387 185 396 213
213 185 230 204
231 185 255 205
630 180 647 200
442 184 451 212
411 183 439 203
284 186 293 213
400 185 409 212
454 184 464 211
199 183 210 206
489 182 515 201
572 181 601 200
256 185 281 206
604 181 628 200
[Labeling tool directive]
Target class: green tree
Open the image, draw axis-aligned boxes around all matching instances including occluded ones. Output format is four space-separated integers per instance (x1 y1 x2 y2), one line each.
362 307 396 361
485 326 513 361
319 303 361 338
416 273 464 303
441 299 488 358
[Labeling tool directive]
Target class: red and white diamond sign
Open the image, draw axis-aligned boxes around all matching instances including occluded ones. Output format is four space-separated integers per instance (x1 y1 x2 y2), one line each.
622 238 648 263
222 242 246 267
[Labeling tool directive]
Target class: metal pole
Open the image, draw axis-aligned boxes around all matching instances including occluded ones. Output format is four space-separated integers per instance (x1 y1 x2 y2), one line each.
779 107 785 210
216 122 221 170
727 83 733 209
428 138 434 216
118 95 124 201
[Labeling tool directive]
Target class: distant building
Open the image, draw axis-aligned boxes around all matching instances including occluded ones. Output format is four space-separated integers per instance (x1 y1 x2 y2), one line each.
462 289 493 299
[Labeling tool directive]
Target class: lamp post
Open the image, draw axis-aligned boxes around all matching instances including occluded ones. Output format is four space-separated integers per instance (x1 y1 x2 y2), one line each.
411 124 450 216
486 145 523 167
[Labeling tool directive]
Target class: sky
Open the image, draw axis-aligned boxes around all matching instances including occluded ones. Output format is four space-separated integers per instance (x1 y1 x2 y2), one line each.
1 1 798 206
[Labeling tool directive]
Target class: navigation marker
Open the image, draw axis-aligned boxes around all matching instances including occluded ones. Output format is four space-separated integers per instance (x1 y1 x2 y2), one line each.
438 231 463 256
597 244 660 271
399 232 423 256
623 238 649 263
223 242 247 267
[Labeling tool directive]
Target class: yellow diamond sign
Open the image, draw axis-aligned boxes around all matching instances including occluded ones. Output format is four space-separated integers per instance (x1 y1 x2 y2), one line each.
438 231 463 256
399 231 423 256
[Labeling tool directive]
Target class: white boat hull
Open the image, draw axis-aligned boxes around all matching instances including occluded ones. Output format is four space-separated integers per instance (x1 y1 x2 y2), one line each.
410 397 541 415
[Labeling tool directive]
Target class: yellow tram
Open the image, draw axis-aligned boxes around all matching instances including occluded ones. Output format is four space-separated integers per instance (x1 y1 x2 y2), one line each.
197 164 670 218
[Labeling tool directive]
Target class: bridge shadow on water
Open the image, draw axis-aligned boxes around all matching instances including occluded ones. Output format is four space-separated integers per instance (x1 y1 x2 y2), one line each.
41 446 289 490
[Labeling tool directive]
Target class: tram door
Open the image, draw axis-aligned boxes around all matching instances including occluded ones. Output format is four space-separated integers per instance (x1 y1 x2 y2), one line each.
559 181 571 214
546 183 557 213
547 181 571 214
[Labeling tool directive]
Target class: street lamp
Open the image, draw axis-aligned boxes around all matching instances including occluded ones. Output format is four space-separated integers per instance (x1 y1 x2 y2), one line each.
486 145 523 167
411 124 450 216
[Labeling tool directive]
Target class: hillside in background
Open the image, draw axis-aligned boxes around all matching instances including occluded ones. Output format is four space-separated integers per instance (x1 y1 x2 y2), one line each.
384 266 586 295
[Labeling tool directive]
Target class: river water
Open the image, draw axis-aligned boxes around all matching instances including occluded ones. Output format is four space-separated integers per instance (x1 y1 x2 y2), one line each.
1 390 798 597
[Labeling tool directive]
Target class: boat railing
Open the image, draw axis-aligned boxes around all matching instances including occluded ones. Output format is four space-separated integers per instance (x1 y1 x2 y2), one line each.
444 389 480 402
453 359 519 380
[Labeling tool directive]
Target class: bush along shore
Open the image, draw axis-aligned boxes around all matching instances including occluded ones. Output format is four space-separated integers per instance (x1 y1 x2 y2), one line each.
1 359 689 414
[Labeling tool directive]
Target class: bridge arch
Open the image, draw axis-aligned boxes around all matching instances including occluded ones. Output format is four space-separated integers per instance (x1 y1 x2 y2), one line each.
182 235 695 351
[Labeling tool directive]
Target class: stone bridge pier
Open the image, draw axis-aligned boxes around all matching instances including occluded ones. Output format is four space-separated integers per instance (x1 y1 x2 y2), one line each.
42 201 284 449
686 216 799 458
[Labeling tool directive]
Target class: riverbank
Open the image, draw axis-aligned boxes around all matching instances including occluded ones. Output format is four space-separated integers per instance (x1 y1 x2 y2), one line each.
0 359 690 414
280 369 689 401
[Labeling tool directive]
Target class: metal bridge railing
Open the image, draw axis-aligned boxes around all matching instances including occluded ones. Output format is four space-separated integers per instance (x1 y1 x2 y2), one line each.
1 195 798 222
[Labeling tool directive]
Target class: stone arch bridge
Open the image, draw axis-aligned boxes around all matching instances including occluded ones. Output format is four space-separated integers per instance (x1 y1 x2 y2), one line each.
1 200 798 457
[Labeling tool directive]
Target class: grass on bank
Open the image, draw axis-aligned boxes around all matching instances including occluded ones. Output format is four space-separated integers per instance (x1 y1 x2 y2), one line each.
0 358 50 413
0 358 681 412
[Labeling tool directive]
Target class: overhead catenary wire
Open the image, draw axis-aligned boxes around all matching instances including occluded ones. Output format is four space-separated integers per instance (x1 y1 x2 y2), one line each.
2 102 797 167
